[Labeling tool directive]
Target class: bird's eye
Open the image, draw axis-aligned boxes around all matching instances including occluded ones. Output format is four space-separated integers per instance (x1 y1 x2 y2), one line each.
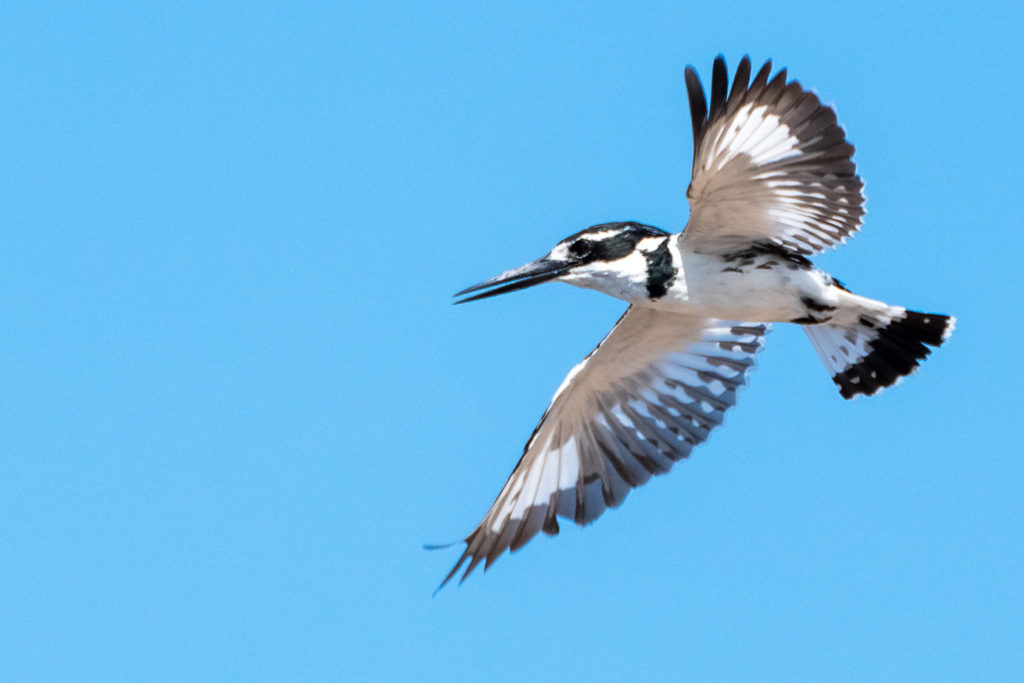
568 240 592 258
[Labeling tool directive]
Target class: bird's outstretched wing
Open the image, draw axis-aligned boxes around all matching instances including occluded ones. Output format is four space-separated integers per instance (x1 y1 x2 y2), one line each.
438 307 767 589
682 55 865 255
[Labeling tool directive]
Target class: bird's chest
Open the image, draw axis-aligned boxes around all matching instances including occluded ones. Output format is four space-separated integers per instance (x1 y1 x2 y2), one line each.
654 249 833 322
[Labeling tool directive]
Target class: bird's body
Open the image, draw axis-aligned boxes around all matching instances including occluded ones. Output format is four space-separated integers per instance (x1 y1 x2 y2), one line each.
436 56 955 589
596 235 837 321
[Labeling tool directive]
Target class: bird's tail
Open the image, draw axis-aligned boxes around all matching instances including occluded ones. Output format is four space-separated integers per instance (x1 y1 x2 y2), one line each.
804 305 955 399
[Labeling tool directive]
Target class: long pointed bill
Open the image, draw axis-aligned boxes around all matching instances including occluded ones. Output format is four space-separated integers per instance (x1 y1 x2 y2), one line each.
454 257 569 304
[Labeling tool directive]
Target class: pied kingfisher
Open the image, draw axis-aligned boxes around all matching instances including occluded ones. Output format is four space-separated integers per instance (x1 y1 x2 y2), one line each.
435 56 954 589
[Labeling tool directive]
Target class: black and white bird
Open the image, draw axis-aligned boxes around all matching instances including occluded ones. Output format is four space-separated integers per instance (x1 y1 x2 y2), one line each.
437 56 954 589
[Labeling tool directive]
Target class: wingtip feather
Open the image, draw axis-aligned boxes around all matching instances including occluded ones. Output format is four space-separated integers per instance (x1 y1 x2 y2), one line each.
684 66 708 144
710 56 728 119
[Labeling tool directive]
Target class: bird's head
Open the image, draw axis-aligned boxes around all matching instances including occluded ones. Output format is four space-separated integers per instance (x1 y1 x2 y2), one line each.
455 222 670 304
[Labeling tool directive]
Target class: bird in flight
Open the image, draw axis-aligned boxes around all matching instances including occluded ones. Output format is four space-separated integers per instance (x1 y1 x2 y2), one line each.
436 55 954 590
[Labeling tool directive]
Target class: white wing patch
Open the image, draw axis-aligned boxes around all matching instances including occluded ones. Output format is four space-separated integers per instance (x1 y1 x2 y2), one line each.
708 104 801 169
437 308 768 588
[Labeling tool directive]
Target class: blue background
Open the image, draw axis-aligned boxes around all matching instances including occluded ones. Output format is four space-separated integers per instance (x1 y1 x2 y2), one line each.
2 2 1021 680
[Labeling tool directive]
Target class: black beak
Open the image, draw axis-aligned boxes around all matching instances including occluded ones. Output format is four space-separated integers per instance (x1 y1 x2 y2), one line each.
454 257 569 304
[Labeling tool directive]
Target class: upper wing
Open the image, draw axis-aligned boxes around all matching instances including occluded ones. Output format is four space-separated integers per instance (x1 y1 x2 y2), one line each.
438 307 768 588
681 55 865 255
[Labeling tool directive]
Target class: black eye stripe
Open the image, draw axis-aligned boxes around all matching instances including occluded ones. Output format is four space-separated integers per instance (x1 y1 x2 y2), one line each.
591 235 636 261
561 223 669 262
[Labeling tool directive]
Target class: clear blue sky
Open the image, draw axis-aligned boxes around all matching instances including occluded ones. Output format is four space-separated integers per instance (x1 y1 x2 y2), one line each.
2 2 1021 680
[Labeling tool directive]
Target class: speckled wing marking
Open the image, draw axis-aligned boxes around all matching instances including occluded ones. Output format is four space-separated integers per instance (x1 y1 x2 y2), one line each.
438 307 768 588
681 56 865 255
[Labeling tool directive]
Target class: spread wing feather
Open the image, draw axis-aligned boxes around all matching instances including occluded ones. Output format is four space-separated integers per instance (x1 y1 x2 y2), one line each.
438 307 768 589
682 55 865 255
